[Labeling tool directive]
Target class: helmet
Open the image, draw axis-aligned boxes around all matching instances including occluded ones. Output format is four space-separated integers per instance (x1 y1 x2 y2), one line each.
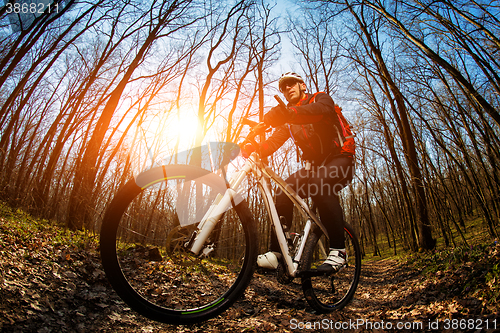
278 72 304 91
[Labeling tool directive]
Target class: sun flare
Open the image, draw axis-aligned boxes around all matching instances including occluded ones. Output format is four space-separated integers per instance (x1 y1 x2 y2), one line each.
167 112 200 146
138 109 202 153
132 107 208 171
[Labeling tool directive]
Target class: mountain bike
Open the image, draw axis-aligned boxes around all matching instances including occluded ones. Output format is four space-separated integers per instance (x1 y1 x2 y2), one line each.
100 116 361 325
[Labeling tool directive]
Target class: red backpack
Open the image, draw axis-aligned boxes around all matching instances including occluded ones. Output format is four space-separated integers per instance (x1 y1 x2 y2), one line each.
333 103 355 156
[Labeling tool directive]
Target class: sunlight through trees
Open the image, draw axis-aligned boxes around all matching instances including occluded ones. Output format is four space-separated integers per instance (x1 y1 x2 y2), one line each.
0 0 498 254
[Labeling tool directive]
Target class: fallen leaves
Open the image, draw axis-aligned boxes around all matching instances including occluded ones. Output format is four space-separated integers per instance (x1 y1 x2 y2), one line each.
1 208 499 332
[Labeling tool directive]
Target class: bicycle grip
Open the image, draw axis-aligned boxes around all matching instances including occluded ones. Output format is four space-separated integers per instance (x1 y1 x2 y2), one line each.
242 118 259 127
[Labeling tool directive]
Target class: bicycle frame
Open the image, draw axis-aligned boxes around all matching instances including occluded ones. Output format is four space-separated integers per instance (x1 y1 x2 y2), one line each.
189 151 330 277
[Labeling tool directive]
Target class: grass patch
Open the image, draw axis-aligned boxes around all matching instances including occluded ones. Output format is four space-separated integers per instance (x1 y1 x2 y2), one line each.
403 241 500 306
359 209 499 262
0 201 98 251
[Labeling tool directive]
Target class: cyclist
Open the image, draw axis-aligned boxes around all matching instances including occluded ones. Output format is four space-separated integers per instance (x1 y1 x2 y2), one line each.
241 72 355 274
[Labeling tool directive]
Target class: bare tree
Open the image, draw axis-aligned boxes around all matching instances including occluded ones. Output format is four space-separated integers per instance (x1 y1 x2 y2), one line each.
362 0 500 127
67 0 204 229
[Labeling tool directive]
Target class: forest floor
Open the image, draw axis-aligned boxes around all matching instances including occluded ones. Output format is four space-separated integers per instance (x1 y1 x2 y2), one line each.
1 204 499 332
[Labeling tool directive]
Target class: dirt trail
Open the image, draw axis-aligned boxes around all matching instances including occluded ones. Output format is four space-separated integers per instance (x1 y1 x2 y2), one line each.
1 213 499 332
2 238 498 333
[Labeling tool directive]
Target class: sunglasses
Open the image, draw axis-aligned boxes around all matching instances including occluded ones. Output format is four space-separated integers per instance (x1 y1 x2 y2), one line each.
279 79 300 92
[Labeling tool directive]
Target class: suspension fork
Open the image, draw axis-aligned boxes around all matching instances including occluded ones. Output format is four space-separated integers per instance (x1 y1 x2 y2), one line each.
189 158 254 255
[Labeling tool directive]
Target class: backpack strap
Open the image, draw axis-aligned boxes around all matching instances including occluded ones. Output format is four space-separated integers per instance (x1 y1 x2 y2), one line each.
333 104 356 155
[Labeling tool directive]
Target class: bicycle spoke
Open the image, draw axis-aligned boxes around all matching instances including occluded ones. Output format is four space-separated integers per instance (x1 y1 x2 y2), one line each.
100 165 257 324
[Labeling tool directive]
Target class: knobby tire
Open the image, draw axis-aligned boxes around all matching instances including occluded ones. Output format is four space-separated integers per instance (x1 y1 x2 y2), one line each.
301 223 361 312
100 165 257 324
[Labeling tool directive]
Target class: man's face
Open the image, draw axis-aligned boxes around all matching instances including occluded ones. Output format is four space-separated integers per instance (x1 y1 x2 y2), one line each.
280 79 306 104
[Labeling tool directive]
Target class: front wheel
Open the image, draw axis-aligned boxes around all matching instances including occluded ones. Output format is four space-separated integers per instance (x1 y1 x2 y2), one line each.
100 165 257 324
301 223 361 312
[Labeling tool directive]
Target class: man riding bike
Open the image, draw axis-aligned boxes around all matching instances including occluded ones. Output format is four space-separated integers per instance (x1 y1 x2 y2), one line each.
241 72 355 274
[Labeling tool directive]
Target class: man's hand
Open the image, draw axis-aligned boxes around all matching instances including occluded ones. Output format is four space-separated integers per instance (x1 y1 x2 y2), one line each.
251 122 269 134
239 143 255 158
264 105 291 127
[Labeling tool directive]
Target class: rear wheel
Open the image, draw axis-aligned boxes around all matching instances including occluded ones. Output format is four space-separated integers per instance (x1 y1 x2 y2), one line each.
301 223 361 312
100 165 257 324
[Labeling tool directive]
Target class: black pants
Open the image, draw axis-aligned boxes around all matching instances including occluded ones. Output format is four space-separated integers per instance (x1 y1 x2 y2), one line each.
269 155 354 252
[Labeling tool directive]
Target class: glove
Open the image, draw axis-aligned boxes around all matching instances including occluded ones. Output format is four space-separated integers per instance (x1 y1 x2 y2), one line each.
264 105 290 127
239 143 255 158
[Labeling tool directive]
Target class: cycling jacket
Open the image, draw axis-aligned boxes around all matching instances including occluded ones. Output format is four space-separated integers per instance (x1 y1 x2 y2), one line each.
261 92 355 164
